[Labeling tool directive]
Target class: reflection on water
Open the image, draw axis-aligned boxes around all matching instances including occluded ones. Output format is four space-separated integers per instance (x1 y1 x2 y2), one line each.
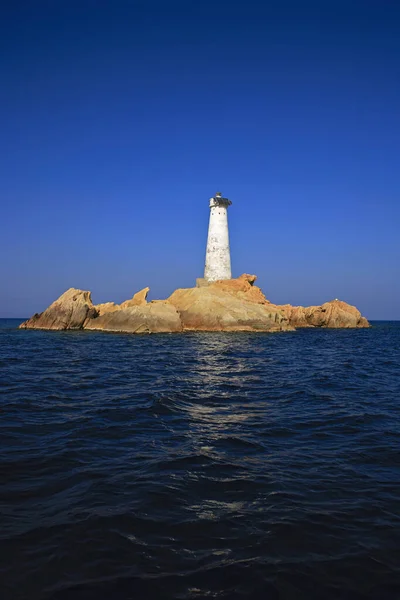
181 334 272 431
1 323 400 599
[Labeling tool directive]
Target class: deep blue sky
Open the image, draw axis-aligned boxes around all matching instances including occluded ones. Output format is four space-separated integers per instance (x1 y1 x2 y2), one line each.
1 1 399 319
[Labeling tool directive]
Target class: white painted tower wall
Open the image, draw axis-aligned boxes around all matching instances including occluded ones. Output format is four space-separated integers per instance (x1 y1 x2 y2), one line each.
204 194 232 281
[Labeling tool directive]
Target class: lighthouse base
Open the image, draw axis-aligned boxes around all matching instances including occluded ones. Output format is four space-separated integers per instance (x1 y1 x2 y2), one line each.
196 278 212 288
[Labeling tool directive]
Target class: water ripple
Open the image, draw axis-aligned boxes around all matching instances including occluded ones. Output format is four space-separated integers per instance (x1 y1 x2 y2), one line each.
0 320 400 599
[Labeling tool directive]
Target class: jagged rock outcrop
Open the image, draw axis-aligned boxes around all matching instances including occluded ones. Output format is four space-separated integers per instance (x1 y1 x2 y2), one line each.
85 303 182 334
20 287 181 334
167 275 290 332
19 288 97 330
94 288 150 316
19 275 370 334
209 273 271 305
120 287 150 309
95 301 119 316
279 299 370 329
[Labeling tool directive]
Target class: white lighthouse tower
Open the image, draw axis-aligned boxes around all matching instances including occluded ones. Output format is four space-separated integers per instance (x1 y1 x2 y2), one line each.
204 192 232 282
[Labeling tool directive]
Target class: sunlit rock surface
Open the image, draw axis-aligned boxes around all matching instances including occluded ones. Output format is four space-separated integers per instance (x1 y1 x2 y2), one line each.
278 300 370 329
20 275 370 334
85 303 182 334
19 288 97 331
167 274 289 332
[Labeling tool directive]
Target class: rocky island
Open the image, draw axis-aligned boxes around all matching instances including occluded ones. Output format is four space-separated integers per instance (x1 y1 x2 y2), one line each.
19 193 370 333
19 274 370 333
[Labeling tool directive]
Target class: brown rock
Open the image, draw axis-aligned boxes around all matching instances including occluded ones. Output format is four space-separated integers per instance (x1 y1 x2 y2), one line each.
19 275 370 334
120 287 150 308
167 277 290 332
278 299 370 328
209 274 270 305
94 287 150 315
95 302 119 316
19 288 97 330
85 302 182 334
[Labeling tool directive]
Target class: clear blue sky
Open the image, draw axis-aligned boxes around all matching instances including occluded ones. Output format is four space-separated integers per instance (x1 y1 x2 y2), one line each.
1 1 399 319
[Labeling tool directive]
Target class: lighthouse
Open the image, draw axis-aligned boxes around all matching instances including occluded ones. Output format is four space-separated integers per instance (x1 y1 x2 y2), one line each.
204 192 232 282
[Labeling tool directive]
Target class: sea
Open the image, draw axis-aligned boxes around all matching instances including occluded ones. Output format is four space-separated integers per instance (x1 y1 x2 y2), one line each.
1 319 399 600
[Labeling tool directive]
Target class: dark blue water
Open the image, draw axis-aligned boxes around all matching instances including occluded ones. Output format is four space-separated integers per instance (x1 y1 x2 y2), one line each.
1 319 400 600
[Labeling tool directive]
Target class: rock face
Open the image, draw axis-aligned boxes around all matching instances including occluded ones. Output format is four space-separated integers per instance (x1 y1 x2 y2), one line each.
120 287 150 309
209 273 271 305
85 303 182 334
167 274 290 332
279 300 370 329
94 288 150 316
19 275 370 334
94 301 119 316
19 288 97 330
